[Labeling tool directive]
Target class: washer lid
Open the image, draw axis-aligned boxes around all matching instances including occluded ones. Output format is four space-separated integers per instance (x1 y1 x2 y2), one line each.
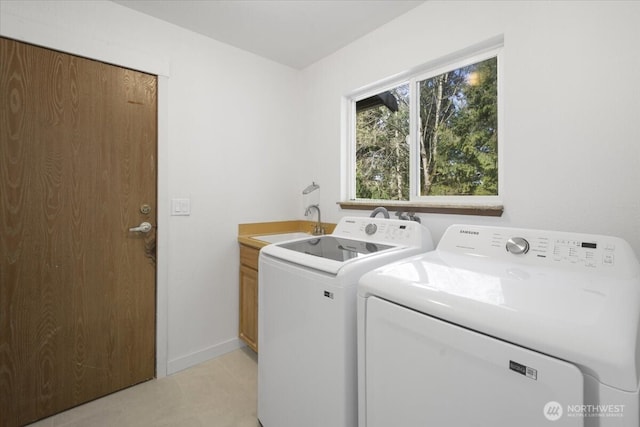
359 227 640 392
278 236 394 261
260 216 434 275
262 235 401 275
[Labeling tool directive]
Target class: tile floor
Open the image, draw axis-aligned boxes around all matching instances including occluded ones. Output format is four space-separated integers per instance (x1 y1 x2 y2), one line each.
28 347 260 427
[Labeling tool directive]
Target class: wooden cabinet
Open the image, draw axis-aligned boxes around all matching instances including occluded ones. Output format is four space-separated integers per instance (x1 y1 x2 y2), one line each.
239 245 259 352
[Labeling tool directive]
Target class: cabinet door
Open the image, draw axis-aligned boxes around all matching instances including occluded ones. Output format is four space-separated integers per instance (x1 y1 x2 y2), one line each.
239 265 258 352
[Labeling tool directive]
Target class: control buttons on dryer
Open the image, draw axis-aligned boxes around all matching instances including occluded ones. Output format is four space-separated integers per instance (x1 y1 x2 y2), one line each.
603 252 615 265
506 237 530 255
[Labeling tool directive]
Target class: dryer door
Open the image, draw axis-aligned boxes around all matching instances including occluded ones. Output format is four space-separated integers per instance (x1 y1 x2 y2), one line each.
363 297 584 427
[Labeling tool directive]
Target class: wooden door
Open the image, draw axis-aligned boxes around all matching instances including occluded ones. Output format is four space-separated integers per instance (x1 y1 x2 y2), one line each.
0 37 157 427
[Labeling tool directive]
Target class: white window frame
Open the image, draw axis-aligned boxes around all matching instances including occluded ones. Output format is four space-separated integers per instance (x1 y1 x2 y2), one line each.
344 38 504 207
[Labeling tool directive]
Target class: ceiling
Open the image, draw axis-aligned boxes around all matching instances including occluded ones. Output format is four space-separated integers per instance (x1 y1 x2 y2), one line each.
111 0 425 69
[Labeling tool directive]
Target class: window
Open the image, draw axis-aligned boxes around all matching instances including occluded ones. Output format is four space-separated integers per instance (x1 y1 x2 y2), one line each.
355 84 410 200
345 44 502 212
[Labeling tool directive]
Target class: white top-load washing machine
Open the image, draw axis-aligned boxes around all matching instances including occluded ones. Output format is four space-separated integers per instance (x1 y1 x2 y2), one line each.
258 216 434 427
358 224 640 427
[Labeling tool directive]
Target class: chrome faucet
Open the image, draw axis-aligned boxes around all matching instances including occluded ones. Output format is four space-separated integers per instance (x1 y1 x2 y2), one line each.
305 204 325 235
370 206 390 219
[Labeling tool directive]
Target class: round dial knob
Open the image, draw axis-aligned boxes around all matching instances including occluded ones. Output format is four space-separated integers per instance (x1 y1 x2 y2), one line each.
365 223 377 235
506 237 530 255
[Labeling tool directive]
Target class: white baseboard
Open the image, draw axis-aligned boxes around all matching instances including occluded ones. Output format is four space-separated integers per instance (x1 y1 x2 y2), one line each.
167 338 245 375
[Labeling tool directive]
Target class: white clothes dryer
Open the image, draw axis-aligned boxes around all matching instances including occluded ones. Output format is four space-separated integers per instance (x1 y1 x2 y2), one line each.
358 224 640 427
258 216 434 427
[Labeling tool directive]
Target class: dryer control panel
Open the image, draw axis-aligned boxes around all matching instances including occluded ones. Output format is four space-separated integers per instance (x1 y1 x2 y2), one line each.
438 225 640 277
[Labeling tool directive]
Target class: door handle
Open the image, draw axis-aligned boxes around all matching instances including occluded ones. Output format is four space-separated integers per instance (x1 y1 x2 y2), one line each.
129 222 153 233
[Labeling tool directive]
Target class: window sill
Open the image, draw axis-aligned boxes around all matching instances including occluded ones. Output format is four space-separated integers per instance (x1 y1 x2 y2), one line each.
338 200 503 217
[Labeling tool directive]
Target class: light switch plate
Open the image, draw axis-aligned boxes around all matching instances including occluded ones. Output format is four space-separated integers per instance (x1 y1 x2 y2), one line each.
171 198 191 216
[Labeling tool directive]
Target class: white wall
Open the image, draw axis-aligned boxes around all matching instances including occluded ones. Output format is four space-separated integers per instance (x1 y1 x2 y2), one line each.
300 0 640 257
0 0 304 374
2 0 640 375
